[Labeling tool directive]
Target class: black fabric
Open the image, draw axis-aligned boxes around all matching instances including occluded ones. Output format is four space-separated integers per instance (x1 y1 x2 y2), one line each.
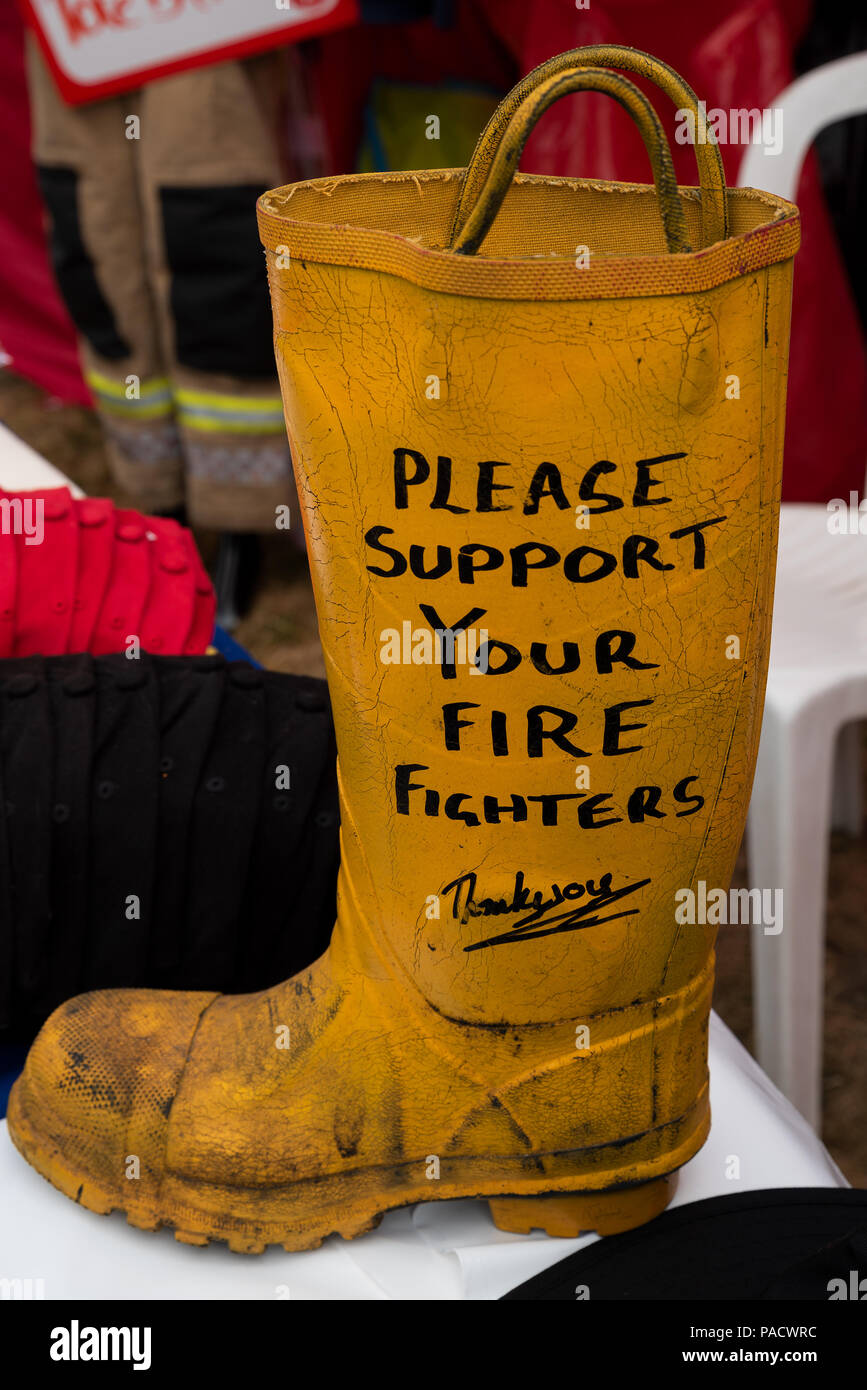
180 662 266 990
0 659 53 1016
149 654 226 986
159 185 276 377
237 673 339 991
36 165 131 361
42 654 96 1019
86 654 160 986
0 653 341 1038
0 693 12 1029
279 729 340 981
765 1220 867 1298
502 1190 867 1301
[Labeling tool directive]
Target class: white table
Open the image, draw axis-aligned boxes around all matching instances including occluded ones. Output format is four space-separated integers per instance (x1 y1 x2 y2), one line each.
0 1016 846 1301
0 426 847 1299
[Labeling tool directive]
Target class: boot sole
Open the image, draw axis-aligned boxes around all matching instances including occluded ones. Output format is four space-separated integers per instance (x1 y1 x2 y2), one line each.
7 1078 707 1254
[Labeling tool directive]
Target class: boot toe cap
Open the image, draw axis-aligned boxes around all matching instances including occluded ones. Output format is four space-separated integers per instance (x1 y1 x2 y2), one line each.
8 987 217 1219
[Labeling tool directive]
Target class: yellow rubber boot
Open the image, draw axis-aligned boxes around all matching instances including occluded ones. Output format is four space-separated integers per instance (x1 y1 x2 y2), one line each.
7 48 798 1253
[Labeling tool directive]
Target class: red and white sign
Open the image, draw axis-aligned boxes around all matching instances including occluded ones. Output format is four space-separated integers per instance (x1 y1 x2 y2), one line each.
21 0 359 104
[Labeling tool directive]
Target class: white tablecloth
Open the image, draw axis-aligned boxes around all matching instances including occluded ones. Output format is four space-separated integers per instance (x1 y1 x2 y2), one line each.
0 1014 846 1301
0 425 848 1298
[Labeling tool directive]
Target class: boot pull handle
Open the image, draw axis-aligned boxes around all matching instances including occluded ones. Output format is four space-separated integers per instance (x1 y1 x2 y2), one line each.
449 43 728 254
448 66 691 257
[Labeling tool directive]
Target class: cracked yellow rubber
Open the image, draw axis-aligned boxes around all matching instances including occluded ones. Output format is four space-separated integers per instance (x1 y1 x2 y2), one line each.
7 46 798 1255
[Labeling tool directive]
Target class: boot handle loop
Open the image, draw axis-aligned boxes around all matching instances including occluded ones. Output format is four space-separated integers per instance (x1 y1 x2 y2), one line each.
449 44 728 254
449 67 691 256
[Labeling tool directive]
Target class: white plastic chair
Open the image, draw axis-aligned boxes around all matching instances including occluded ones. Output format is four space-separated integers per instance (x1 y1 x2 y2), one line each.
739 52 867 1130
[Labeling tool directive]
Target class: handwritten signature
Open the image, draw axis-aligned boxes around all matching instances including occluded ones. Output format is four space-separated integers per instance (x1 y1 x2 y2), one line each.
440 870 650 952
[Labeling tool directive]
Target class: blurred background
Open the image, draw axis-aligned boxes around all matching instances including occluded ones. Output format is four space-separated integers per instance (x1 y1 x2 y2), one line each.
0 0 864 1180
